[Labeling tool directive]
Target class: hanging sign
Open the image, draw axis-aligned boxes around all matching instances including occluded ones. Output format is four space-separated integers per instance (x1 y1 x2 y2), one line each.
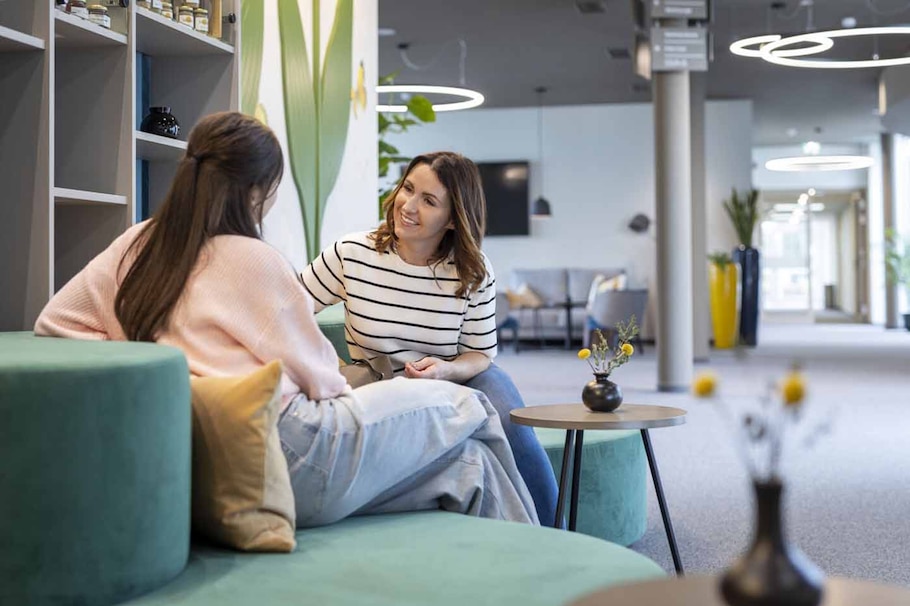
651 27 708 72
651 0 708 19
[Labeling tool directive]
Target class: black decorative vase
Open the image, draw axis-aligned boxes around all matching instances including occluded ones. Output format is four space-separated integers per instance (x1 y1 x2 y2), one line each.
733 246 760 347
582 373 623 412
140 106 180 139
720 480 824 606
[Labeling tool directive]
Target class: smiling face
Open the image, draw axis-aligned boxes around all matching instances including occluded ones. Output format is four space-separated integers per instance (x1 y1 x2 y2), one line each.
393 163 454 262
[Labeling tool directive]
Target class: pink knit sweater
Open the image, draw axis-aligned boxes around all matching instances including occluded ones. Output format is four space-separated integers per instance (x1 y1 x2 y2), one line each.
35 222 348 405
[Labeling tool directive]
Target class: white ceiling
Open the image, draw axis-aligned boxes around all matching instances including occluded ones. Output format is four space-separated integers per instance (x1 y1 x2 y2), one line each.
378 0 910 145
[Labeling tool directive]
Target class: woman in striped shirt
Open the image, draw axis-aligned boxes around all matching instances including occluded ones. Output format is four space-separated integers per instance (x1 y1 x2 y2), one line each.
301 152 559 525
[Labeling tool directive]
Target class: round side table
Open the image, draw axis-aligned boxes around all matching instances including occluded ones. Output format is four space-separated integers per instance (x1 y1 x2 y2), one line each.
511 403 686 574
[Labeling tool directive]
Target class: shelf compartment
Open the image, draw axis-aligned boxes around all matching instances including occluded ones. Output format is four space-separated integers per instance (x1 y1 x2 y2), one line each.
136 8 233 56
54 187 127 206
54 10 127 48
0 23 45 52
136 130 187 162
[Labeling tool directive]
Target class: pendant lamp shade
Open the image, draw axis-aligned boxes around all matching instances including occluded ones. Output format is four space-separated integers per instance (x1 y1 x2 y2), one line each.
532 86 552 218
532 196 552 217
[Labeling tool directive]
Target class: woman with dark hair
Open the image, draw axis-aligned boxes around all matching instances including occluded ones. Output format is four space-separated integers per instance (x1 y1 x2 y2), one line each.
301 151 559 525
35 113 537 527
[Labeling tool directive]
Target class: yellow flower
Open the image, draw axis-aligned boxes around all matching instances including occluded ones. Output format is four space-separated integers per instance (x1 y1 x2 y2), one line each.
692 372 717 398
621 343 634 356
578 348 591 360
781 372 805 406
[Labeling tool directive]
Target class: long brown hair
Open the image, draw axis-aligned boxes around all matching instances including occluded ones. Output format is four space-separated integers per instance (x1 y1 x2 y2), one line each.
115 111 284 341
371 152 487 297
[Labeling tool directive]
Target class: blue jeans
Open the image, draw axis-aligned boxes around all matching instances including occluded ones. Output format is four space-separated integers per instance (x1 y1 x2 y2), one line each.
465 365 559 526
278 378 538 527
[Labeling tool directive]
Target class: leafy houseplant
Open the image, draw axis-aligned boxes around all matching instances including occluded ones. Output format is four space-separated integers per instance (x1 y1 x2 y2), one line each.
377 73 436 213
723 188 761 346
577 316 638 412
885 228 910 330
723 188 760 249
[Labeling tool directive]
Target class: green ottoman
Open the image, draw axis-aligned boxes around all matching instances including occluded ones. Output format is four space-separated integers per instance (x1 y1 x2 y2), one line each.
316 304 351 363
535 427 647 546
127 511 664 606
0 333 192 606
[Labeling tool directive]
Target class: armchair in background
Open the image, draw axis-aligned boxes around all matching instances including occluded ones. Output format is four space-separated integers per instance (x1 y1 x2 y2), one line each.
495 291 520 353
585 289 648 352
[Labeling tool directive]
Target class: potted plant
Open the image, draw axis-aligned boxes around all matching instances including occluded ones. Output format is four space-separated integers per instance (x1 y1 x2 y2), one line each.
723 188 760 346
885 228 910 331
377 73 435 215
707 252 739 349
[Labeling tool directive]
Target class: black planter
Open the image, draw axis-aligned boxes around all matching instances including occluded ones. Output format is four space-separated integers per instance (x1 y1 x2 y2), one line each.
720 480 824 606
733 246 760 346
581 373 623 412
140 106 180 139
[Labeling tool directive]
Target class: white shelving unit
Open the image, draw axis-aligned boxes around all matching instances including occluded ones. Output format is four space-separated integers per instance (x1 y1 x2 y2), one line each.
136 131 188 162
0 23 45 51
0 0 239 330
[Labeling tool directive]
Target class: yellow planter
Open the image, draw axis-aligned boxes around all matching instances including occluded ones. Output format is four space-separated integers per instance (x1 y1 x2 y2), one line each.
709 262 739 349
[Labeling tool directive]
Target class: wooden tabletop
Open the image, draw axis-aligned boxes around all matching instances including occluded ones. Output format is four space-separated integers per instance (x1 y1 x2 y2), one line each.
510 403 686 430
569 575 910 605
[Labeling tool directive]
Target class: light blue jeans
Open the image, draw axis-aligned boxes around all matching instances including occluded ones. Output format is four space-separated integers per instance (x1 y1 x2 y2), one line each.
278 377 539 527
465 365 560 526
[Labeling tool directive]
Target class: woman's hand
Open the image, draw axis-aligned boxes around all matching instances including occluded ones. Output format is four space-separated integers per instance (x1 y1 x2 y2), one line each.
404 357 452 381
404 352 491 383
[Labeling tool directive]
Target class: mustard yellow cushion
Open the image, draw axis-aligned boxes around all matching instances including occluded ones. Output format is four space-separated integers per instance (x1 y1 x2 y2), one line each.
189 360 296 552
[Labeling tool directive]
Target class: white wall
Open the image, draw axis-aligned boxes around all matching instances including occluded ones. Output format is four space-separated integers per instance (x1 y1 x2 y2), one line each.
387 99 753 299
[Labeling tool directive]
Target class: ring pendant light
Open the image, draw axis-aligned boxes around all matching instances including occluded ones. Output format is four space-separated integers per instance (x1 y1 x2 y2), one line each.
376 85 484 113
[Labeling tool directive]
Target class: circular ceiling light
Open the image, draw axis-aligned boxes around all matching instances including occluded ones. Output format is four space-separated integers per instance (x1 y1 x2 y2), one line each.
376 85 484 113
765 155 874 172
730 34 832 58
760 27 910 68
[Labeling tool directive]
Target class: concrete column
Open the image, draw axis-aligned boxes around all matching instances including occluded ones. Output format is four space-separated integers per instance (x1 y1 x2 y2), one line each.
882 132 899 329
690 72 709 362
654 70 694 391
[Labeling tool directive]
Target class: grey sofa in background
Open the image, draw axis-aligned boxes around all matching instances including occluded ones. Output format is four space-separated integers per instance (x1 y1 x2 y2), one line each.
505 267 626 347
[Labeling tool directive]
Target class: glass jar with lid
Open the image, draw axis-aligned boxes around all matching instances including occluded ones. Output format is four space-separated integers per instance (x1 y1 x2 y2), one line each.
193 7 208 34
177 4 194 27
160 1 173 19
67 0 89 18
87 4 111 28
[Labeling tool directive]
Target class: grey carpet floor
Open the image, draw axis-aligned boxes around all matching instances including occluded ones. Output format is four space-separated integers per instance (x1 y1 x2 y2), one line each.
495 322 910 586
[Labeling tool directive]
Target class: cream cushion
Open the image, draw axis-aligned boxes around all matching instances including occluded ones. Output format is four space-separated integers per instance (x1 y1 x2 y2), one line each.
505 283 545 308
189 360 296 552
586 273 628 309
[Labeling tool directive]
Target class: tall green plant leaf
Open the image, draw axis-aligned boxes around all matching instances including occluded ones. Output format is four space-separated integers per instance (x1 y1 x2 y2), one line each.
317 0 354 245
277 0 318 260
240 0 265 117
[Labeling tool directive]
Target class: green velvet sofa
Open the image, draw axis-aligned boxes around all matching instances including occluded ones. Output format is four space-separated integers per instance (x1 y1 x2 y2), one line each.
0 325 663 606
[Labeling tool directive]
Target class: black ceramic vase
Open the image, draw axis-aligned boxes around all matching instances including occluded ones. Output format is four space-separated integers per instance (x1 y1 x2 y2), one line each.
581 373 623 412
733 245 760 346
720 479 824 606
140 106 180 139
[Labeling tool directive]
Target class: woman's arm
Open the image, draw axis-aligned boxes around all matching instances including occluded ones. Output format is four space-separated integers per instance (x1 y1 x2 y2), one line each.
403 351 491 383
299 240 347 314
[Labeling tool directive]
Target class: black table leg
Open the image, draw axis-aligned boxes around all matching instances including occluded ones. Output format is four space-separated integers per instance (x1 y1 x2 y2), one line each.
554 430 575 528
641 429 684 575
568 430 585 531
